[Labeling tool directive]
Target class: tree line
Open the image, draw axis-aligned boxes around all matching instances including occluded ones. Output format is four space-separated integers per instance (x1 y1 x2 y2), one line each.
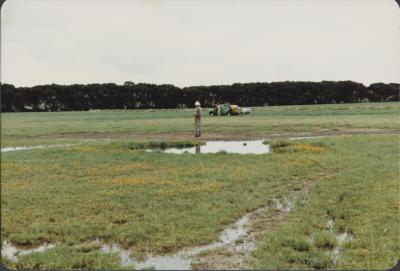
1 81 398 112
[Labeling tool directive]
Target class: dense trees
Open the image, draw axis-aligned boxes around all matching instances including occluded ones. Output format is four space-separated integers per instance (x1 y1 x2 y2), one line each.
1 81 398 112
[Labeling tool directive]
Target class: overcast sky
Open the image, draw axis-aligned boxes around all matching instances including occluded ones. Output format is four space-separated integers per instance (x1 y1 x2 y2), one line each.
1 0 399 87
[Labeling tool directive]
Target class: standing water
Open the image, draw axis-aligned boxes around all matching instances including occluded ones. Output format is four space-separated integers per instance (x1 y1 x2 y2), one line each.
1 144 73 153
153 140 270 154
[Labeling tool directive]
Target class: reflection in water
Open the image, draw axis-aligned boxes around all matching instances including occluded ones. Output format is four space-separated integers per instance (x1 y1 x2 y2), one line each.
160 140 270 155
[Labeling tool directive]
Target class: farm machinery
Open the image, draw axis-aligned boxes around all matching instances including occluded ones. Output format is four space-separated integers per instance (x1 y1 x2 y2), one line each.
208 103 252 116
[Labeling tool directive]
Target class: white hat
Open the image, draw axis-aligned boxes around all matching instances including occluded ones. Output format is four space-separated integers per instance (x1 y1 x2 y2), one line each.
195 101 201 106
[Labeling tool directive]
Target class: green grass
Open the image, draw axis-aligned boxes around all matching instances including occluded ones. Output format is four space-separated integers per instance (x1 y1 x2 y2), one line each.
8 245 123 270
2 140 326 259
1 102 399 269
1 102 399 147
252 135 399 269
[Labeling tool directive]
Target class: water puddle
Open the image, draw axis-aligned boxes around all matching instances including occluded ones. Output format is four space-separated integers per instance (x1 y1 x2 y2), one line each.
100 243 136 267
1 240 56 262
327 218 334 231
1 241 18 262
150 140 270 155
332 231 354 265
326 219 354 265
336 231 353 243
219 214 250 245
1 144 73 153
273 198 293 212
135 254 192 270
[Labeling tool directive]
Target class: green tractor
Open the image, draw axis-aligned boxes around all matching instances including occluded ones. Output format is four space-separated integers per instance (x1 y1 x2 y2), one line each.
209 103 251 116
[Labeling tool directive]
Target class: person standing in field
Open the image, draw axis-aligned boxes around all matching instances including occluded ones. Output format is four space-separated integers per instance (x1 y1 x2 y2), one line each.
217 103 221 116
194 101 202 137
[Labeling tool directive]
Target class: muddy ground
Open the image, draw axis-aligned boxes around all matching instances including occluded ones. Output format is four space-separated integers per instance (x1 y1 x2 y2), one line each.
26 127 400 143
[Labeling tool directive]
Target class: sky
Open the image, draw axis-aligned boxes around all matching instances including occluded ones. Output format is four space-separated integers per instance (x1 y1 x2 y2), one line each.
1 0 399 87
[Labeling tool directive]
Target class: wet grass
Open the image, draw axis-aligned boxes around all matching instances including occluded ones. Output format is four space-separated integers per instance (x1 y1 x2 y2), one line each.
1 102 399 269
2 139 330 269
252 135 399 269
2 136 398 269
264 140 327 154
9 245 123 270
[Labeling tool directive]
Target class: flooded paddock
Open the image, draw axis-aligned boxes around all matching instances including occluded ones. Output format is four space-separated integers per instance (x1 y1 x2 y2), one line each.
2 195 299 270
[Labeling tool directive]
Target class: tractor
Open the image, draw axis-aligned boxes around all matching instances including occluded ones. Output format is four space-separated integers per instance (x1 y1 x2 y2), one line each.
209 103 251 116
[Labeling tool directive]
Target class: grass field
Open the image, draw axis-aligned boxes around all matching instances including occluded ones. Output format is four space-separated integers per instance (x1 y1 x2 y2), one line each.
1 102 399 269
1 102 398 147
